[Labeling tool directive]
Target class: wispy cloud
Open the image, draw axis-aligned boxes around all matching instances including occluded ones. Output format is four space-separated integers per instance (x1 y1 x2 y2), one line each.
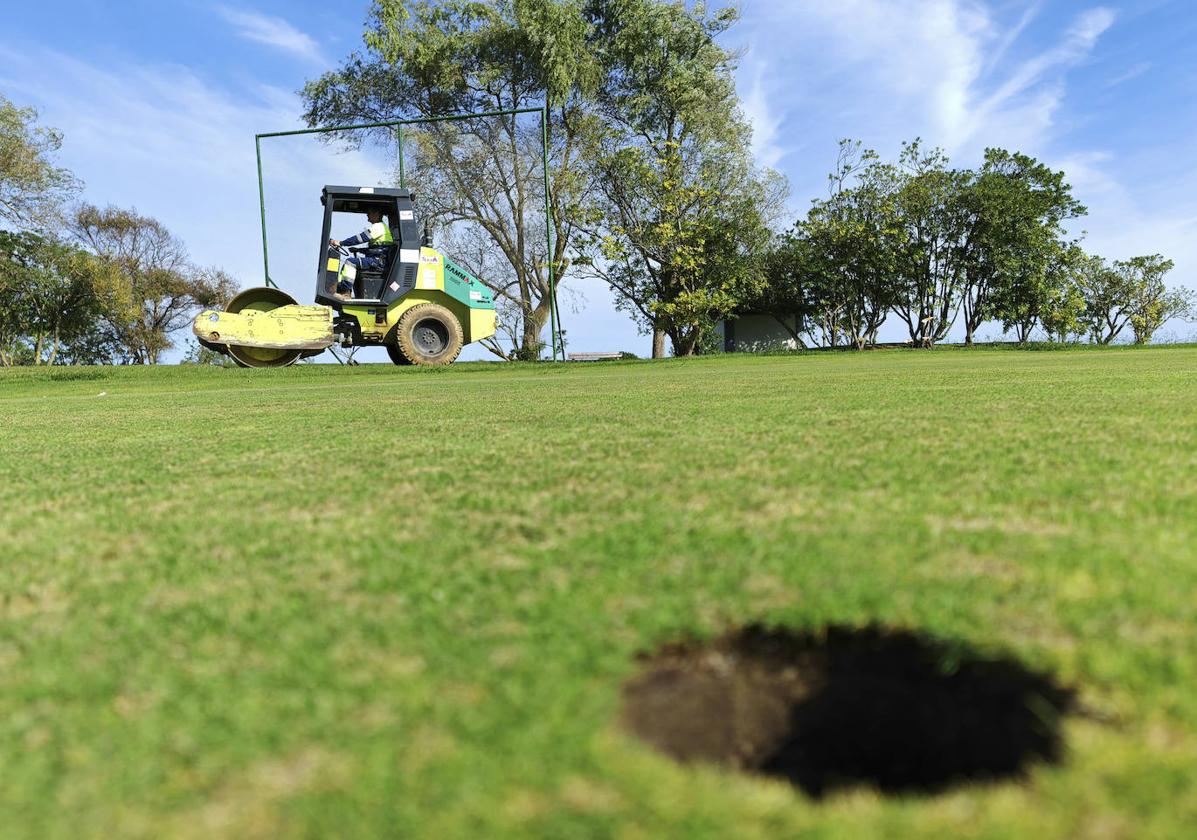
969 7 1115 145
983 1 1042 74
1106 61 1151 88
213 5 323 63
733 0 1124 191
0 45 387 293
741 62 785 169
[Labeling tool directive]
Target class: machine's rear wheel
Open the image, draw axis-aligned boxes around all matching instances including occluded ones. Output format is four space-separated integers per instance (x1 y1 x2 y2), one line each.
385 343 414 366
224 287 303 368
391 303 464 366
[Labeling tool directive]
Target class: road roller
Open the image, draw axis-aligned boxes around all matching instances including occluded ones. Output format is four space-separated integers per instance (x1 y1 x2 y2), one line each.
194 185 497 367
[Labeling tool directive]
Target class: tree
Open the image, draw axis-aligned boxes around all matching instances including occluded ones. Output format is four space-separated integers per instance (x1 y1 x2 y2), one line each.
1078 254 1191 346
581 0 784 356
745 230 818 349
0 233 33 365
0 231 115 366
1121 255 1192 344
1038 269 1086 343
1076 253 1137 345
989 240 1082 343
591 138 782 356
0 95 79 226
180 338 238 367
302 0 601 360
73 205 236 364
959 150 1085 345
887 141 972 347
795 141 902 349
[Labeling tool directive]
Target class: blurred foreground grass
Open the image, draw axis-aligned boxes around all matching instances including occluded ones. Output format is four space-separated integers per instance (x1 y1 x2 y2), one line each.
1 346 1195 838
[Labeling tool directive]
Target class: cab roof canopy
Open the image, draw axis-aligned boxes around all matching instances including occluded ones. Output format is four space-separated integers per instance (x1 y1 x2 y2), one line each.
321 185 415 213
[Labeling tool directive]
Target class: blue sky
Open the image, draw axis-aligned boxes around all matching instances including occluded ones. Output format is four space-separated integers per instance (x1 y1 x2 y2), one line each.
2 0 1195 360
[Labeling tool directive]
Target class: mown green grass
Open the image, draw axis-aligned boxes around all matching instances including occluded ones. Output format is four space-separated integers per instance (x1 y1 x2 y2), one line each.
1 346 1195 839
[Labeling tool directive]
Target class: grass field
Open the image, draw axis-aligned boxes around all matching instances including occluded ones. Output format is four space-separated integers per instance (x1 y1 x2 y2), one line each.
2 346 1195 839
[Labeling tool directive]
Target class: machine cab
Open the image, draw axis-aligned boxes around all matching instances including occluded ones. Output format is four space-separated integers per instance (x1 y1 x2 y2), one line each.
316 185 424 307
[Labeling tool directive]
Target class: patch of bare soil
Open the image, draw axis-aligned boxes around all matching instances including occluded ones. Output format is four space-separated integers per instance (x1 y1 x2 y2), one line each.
620 625 1074 797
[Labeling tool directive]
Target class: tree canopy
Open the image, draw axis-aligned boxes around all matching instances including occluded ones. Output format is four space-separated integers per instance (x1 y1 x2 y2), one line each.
577 0 785 356
0 231 113 366
0 94 79 226
72 205 236 364
303 0 602 359
750 139 1190 349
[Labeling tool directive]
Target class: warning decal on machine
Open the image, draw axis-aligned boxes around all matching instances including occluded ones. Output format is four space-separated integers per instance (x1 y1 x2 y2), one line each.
399 210 414 220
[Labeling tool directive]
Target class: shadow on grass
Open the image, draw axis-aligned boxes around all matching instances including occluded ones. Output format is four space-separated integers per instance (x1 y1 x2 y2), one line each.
620 625 1075 798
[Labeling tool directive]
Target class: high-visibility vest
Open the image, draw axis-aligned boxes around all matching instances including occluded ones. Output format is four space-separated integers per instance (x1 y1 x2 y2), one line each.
368 222 394 245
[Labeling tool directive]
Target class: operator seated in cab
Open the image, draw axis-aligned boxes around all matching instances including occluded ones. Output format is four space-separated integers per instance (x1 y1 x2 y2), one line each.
328 208 393 299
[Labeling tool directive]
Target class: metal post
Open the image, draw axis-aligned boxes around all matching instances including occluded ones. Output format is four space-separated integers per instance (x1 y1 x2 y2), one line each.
255 107 546 140
541 107 560 362
255 135 276 288
397 125 405 188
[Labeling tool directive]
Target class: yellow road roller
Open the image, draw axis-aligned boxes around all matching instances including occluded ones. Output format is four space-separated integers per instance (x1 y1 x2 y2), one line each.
194 185 497 366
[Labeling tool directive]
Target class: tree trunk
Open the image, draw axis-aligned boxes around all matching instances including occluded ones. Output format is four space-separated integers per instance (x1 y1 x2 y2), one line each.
522 300 552 359
651 327 666 359
672 329 699 357
522 320 542 359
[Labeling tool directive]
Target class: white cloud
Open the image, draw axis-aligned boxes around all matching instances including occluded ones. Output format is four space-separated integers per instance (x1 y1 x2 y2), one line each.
213 5 324 63
968 7 1114 148
741 62 785 169
0 45 388 312
1105 61 1151 87
739 1 1115 161
982 1 1042 75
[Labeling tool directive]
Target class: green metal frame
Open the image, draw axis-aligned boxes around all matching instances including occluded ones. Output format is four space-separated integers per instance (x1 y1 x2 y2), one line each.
254 107 561 361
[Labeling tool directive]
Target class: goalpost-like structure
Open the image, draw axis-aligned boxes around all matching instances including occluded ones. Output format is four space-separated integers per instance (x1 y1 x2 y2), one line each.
253 106 562 361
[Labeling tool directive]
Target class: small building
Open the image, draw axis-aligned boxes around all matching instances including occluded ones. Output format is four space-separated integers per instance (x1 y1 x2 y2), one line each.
716 313 802 353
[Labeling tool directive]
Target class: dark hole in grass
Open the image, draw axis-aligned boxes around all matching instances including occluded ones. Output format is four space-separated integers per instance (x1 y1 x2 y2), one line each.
620 625 1075 798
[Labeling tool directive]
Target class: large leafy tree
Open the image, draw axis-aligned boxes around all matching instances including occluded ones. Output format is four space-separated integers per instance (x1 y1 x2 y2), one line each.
1071 253 1190 345
989 241 1084 343
797 142 902 349
959 150 1085 345
73 205 235 364
302 0 601 360
1038 266 1087 343
581 0 784 356
1076 253 1134 345
0 231 117 366
887 141 972 346
0 94 79 226
1121 255 1192 344
591 138 782 356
